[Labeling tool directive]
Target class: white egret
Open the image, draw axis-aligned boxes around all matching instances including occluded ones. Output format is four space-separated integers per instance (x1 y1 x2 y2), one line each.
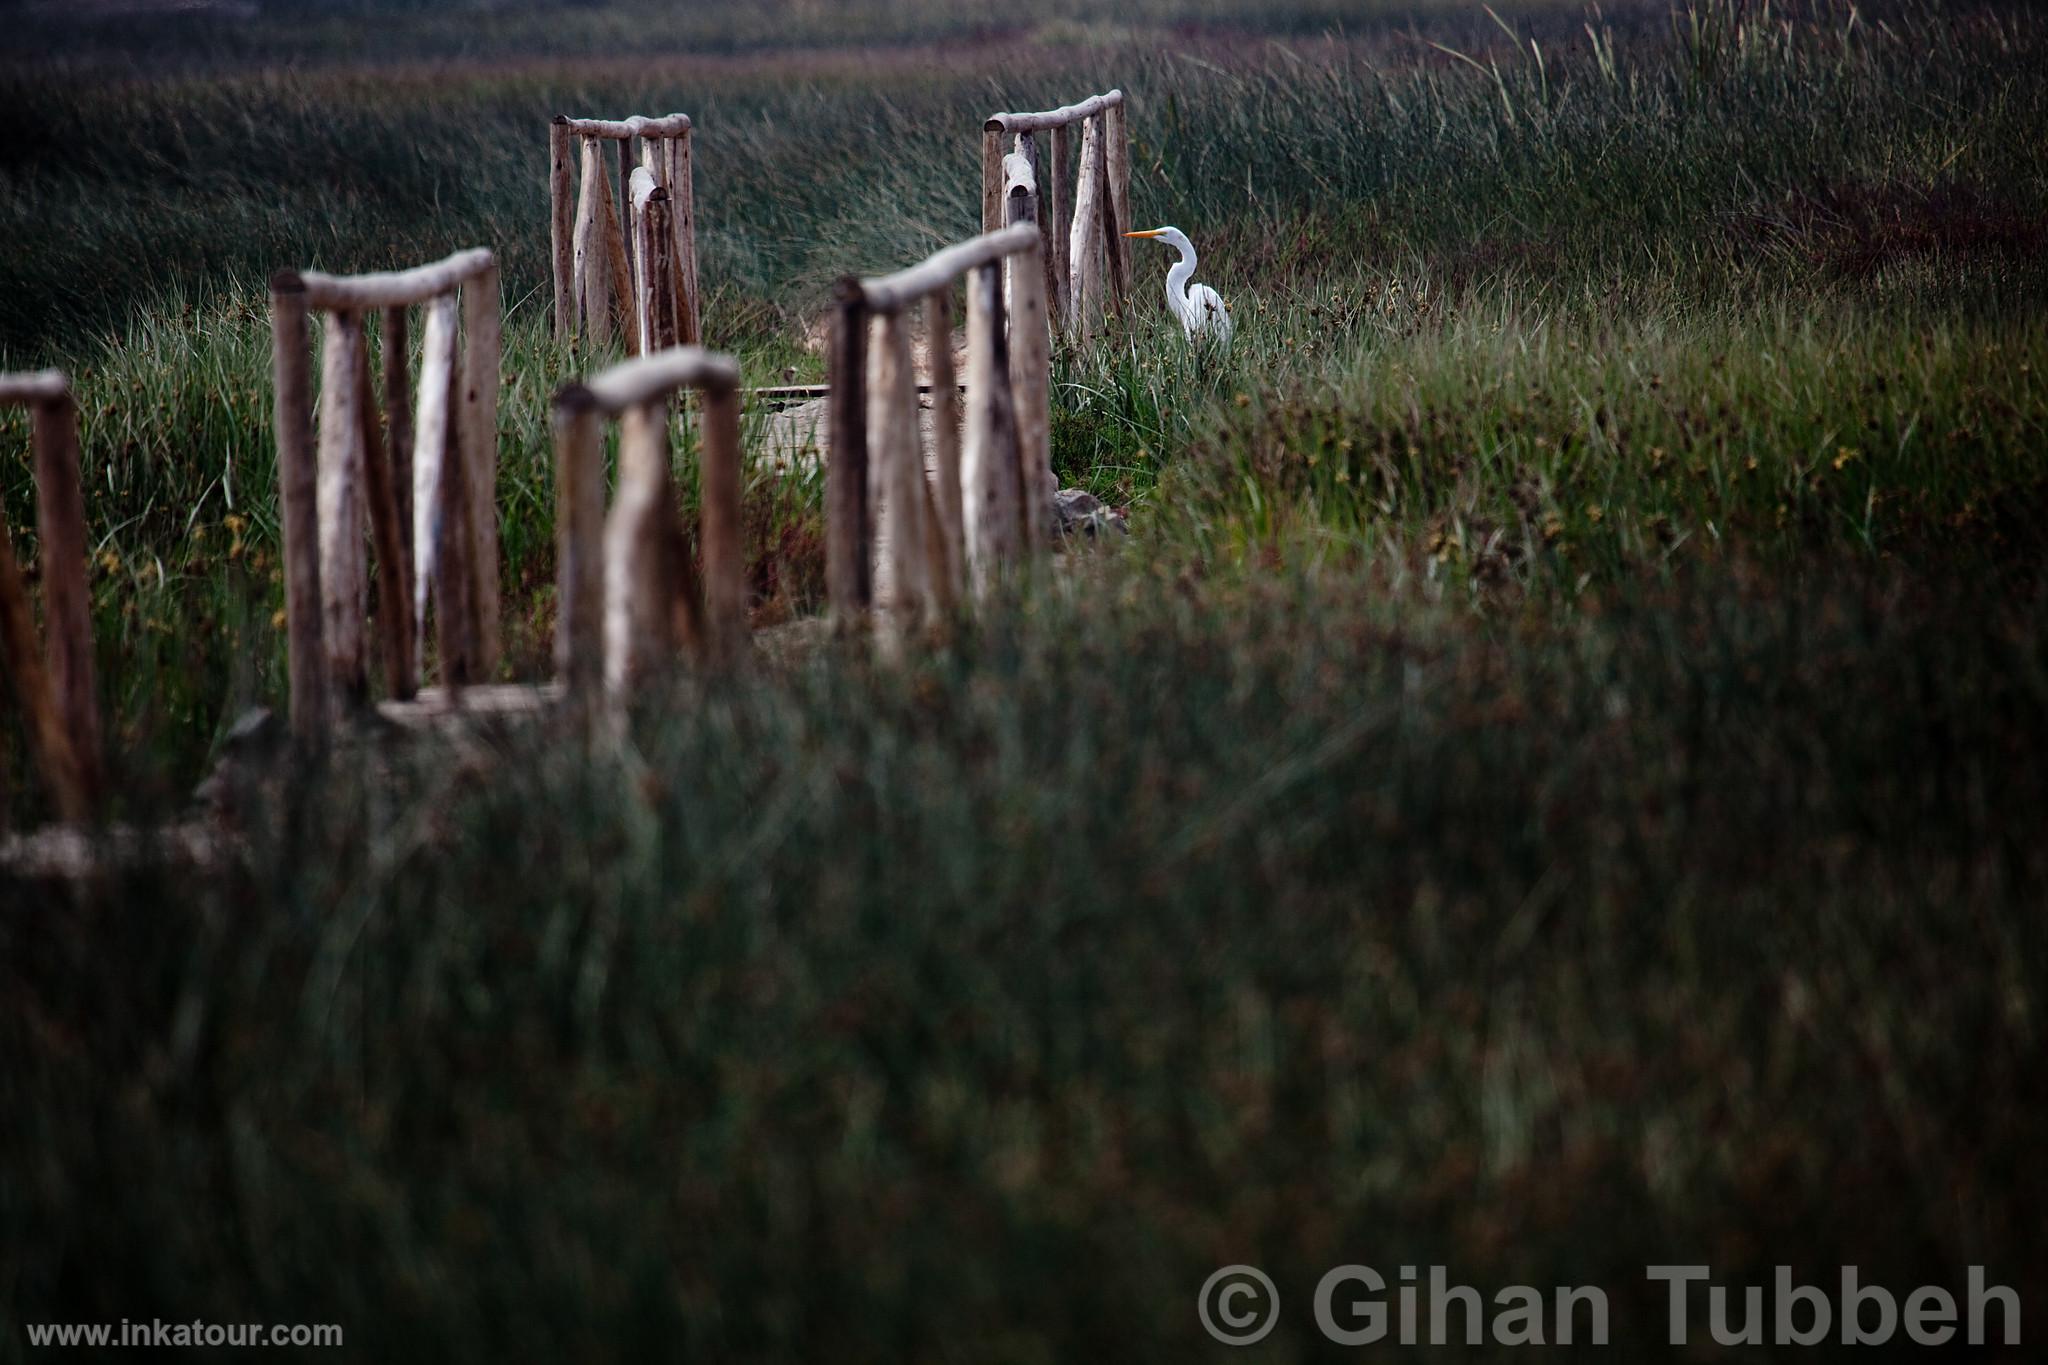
1123 226 1233 345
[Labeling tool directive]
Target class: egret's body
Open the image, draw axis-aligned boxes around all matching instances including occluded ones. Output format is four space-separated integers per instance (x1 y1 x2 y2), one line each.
1125 226 1233 345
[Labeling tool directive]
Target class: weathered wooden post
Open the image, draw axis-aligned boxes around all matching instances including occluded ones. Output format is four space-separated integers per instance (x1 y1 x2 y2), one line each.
1106 97 1133 307
27 384 100 795
670 129 701 345
1069 115 1107 338
699 379 745 661
462 258 503 675
962 261 1023 591
317 309 369 708
1004 157 1053 553
604 397 685 698
551 390 605 699
550 116 576 339
1049 123 1073 328
270 273 328 742
924 289 964 604
413 293 476 692
827 281 872 620
0 369 96 820
356 326 414 700
631 168 678 355
0 516 87 824
380 306 414 582
981 125 1005 237
867 310 929 625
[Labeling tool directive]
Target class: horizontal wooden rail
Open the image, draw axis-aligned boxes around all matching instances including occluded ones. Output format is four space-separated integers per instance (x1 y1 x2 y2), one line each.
278 248 495 311
0 371 68 405
850 223 1040 314
985 89 1123 134
556 113 692 139
559 346 740 416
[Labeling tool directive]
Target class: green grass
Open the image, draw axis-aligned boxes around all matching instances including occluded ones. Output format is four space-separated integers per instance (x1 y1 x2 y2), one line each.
4 0 2048 1356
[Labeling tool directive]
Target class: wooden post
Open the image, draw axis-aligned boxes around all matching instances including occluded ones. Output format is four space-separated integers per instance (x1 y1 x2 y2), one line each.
356 325 414 700
1106 99 1133 305
826 282 871 620
981 126 1004 237
670 131 701 345
592 148 636 354
631 168 677 355
573 137 610 347
1015 133 1058 343
550 117 576 339
699 382 745 662
1049 122 1073 329
413 294 474 691
552 389 605 698
924 289 964 605
605 399 680 698
962 262 1022 592
1004 195 1054 554
868 311 928 624
380 306 413 603
271 274 327 741
1068 116 1106 338
461 261 503 676
30 390 100 796
0 519 88 823
618 136 638 321
316 309 369 709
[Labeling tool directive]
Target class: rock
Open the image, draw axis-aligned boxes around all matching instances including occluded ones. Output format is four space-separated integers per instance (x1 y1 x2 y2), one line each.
1052 488 1128 541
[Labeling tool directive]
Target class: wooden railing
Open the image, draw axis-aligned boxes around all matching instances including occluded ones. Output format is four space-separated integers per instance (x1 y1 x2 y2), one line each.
550 346 745 702
550 113 701 352
0 370 98 822
982 89 1132 339
269 248 502 741
829 154 1053 624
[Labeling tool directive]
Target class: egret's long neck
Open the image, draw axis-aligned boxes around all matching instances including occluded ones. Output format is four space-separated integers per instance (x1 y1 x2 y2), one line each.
1165 240 1198 326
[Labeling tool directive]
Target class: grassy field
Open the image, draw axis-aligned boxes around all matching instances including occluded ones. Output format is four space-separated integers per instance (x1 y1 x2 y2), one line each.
4 0 2047 1357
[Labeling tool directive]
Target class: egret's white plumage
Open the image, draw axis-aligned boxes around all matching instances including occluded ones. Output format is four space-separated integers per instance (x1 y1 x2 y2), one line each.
1124 226 1232 345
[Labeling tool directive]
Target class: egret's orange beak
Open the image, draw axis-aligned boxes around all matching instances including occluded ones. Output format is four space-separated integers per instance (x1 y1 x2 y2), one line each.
1124 229 1163 239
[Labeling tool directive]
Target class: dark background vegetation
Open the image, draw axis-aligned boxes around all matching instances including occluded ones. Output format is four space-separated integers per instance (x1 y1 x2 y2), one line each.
3 0 2046 1358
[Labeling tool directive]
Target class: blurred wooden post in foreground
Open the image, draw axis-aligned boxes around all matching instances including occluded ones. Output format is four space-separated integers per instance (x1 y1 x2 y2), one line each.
553 113 700 350
269 248 501 739
0 369 98 823
548 345 746 707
